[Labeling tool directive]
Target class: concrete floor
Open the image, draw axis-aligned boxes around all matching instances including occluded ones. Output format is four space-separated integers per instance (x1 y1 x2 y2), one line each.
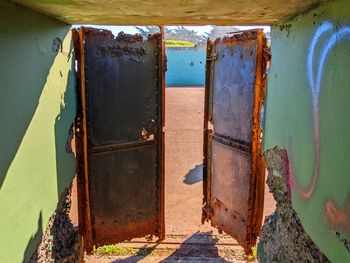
73 87 275 262
164 87 274 235
164 87 212 235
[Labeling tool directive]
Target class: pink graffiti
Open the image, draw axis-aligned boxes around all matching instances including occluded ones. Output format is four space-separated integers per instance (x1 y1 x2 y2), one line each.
286 159 294 198
325 198 350 233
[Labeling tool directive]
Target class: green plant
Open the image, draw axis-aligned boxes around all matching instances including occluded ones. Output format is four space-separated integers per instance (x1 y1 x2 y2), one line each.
93 245 135 256
246 245 257 261
93 244 156 257
165 40 195 47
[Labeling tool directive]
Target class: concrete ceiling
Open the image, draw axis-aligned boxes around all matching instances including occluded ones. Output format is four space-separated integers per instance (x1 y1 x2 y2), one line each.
14 0 322 25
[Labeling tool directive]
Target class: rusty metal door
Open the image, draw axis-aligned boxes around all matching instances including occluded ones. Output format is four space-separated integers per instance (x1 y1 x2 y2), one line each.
203 29 268 253
72 27 165 252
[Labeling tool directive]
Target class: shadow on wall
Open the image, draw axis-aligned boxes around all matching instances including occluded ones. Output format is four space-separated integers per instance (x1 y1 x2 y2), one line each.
20 67 76 261
23 212 43 263
24 187 82 263
21 60 76 262
0 2 77 262
0 44 57 189
55 66 76 197
0 1 75 190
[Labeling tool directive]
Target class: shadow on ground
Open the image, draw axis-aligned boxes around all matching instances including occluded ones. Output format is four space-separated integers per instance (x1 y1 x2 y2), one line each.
160 231 229 262
111 244 157 263
114 231 231 262
183 164 203 185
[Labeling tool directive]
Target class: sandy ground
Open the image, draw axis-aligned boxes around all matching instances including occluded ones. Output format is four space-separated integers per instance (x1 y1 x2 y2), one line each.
164 87 212 235
163 87 274 238
71 87 275 262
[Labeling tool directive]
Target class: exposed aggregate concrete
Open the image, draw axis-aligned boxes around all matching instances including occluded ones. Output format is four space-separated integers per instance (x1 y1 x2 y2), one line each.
257 147 329 263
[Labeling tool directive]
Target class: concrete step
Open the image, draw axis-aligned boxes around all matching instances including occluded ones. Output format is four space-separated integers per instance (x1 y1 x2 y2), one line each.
84 234 255 263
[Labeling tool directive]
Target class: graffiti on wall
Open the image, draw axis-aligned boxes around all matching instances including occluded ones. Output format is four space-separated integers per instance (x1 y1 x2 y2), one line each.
295 21 350 238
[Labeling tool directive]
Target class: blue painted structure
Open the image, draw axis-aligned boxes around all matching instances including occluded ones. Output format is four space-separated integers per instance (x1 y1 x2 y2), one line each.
166 47 206 87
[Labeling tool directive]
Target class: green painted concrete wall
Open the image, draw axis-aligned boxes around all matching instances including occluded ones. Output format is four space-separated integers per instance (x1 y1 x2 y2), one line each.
0 2 76 262
264 0 350 261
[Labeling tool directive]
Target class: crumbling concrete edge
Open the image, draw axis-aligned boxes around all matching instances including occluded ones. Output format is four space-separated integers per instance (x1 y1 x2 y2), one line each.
29 185 83 263
257 146 329 263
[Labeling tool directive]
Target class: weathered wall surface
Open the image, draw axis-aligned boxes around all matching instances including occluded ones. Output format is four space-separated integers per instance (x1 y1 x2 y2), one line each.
258 147 329 262
264 0 350 261
0 2 76 262
14 0 321 25
166 48 206 87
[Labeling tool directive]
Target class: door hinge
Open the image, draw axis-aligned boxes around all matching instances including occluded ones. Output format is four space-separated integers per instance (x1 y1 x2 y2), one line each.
202 203 213 217
163 56 168 72
206 53 218 61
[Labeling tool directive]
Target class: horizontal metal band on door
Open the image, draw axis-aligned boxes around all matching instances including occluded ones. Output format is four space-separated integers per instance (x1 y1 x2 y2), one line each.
210 133 251 154
91 139 155 154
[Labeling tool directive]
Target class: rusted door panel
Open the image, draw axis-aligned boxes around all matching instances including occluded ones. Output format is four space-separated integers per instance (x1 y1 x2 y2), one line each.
210 139 251 242
212 40 257 144
73 27 165 252
89 145 159 244
85 33 159 146
203 30 267 253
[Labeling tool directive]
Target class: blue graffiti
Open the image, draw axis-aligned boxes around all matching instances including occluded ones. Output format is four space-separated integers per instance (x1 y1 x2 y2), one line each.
299 22 350 199
308 22 350 107
307 21 333 104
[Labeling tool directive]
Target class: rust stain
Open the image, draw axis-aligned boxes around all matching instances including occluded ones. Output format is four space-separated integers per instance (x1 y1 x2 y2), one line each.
211 29 260 46
93 218 160 248
202 38 213 223
73 26 165 251
79 27 94 253
157 26 166 241
213 197 225 209
72 27 94 253
115 31 144 42
246 29 269 254
203 29 269 255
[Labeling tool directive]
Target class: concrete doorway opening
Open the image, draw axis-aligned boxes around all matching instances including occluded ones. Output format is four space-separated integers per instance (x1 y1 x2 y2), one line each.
163 26 276 262
70 25 276 262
